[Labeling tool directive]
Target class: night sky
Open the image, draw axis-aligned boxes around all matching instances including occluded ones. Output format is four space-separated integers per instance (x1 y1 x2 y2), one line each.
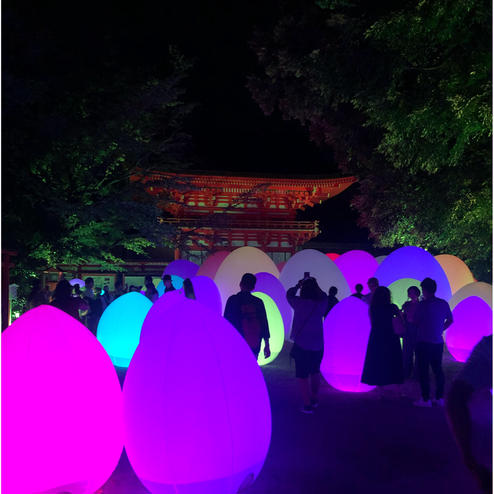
5 0 372 247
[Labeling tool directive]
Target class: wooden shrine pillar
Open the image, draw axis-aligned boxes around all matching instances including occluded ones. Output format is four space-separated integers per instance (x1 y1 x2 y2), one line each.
2 250 17 331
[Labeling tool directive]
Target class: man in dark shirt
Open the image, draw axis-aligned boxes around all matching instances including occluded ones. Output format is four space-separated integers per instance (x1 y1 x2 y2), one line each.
162 274 176 293
224 273 270 360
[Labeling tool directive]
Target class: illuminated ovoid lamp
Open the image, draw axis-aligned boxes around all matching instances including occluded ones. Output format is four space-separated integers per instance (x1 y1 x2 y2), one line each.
214 247 280 310
321 297 374 393
334 250 378 295
163 259 199 280
375 246 452 301
445 296 492 362
188 275 222 314
279 249 350 298
97 292 153 367
449 281 492 310
157 274 184 295
434 254 475 295
326 253 340 261
254 272 293 340
252 292 284 366
69 278 85 287
196 251 230 279
387 278 422 309
2 305 123 494
124 299 271 494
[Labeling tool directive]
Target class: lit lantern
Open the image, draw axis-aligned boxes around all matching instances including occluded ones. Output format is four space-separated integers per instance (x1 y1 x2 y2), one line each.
196 251 230 279
387 278 422 310
321 297 374 393
252 292 284 366
326 253 340 261
163 259 199 280
124 299 271 494
2 306 123 494
69 278 85 287
279 249 351 298
375 246 452 301
97 292 153 367
449 281 492 310
445 296 492 362
334 250 378 295
375 255 387 265
187 275 222 314
434 254 475 295
157 274 184 295
254 272 293 340
214 247 280 310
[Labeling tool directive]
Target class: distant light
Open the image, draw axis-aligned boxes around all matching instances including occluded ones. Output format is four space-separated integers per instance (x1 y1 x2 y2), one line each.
326 253 340 261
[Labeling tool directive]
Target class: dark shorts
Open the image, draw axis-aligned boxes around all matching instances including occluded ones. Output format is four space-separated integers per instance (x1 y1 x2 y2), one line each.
291 344 323 379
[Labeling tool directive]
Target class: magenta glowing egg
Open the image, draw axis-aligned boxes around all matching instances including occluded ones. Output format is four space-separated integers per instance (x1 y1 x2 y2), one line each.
255 272 293 339
321 297 374 393
334 250 378 295
196 251 230 279
124 299 271 494
445 296 492 362
375 246 452 301
279 249 351 298
188 275 222 314
163 259 199 280
2 305 123 494
435 254 475 295
214 247 280 310
449 281 492 310
326 253 340 261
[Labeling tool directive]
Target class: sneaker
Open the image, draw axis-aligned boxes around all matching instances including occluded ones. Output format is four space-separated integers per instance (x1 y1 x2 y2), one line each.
310 398 319 408
432 398 445 407
413 398 432 408
301 405 313 414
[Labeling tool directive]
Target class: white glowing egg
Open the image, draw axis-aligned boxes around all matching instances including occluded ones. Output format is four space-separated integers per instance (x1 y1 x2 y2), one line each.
196 251 230 279
449 282 492 310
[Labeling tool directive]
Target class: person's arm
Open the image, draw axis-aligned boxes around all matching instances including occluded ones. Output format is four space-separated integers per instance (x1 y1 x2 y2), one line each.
443 302 453 331
286 285 301 308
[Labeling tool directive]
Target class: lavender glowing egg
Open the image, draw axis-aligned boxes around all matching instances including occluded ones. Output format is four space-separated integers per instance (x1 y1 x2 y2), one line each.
279 249 351 298
448 281 492 310
445 296 493 362
214 247 280 310
196 251 230 279
97 292 153 367
163 259 199 280
187 275 222 314
388 278 422 309
157 275 184 295
123 299 271 494
255 272 293 339
69 278 85 287
334 250 378 295
321 297 374 393
375 246 452 301
434 254 475 295
2 305 123 494
252 292 284 366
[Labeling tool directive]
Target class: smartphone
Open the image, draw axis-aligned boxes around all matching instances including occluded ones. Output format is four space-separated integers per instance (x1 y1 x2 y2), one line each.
304 271 310 280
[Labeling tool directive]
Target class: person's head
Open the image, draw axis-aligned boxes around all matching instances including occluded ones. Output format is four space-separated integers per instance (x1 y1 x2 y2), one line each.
73 283 81 294
407 285 421 301
183 278 196 299
370 286 391 307
162 274 173 289
239 273 256 292
53 279 72 301
145 281 155 291
300 277 322 300
421 278 437 299
328 286 338 297
355 283 363 294
85 277 94 289
144 275 153 285
367 277 379 293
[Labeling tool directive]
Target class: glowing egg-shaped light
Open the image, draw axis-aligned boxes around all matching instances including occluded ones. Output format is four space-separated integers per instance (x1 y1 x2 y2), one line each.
97 292 153 367
326 253 340 261
375 246 452 301
124 299 271 494
375 255 387 265
434 254 475 295
2 306 123 494
279 249 351 298
252 291 284 366
69 278 85 287
163 259 199 280
187 275 222 314
214 247 280 310
196 251 230 279
255 272 293 339
157 275 184 295
449 281 492 310
334 250 378 295
445 296 492 362
321 297 374 393
387 278 422 309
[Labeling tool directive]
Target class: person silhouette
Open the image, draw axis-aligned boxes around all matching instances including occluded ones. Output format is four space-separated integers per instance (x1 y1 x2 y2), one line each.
401 285 421 379
351 283 364 300
162 274 176 293
324 286 339 317
363 277 379 305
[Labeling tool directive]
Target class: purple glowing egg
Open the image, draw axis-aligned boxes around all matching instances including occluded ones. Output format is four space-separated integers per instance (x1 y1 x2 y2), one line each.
163 259 199 280
124 299 271 494
445 296 492 362
321 297 375 393
197 251 230 279
334 250 378 295
187 275 222 314
2 306 123 494
69 278 85 287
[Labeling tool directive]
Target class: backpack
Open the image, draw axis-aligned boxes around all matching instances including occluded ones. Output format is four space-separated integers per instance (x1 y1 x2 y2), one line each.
240 300 262 350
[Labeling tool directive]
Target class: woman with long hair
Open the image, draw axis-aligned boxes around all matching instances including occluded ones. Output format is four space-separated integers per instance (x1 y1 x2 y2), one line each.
51 279 89 322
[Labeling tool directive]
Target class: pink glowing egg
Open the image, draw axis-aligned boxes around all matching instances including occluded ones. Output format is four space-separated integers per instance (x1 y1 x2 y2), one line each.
435 254 475 295
188 275 222 314
445 296 492 362
334 250 378 295
375 246 452 301
326 253 340 261
214 247 280 310
276 261 287 272
2 305 123 494
449 281 492 310
124 299 271 494
321 297 374 393
197 251 230 279
163 259 199 280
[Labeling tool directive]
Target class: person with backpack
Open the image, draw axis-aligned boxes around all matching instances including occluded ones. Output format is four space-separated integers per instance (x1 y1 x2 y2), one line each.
224 273 271 361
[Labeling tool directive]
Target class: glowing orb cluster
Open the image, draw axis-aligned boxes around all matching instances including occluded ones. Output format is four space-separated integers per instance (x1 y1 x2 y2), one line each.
163 259 199 280
334 250 378 295
388 278 421 309
214 247 280 310
97 292 152 367
2 306 123 494
321 297 374 393
280 249 350 298
196 251 230 279
375 246 452 301
435 254 475 295
123 299 271 494
445 296 493 362
157 274 184 295
252 292 284 366
69 278 85 287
